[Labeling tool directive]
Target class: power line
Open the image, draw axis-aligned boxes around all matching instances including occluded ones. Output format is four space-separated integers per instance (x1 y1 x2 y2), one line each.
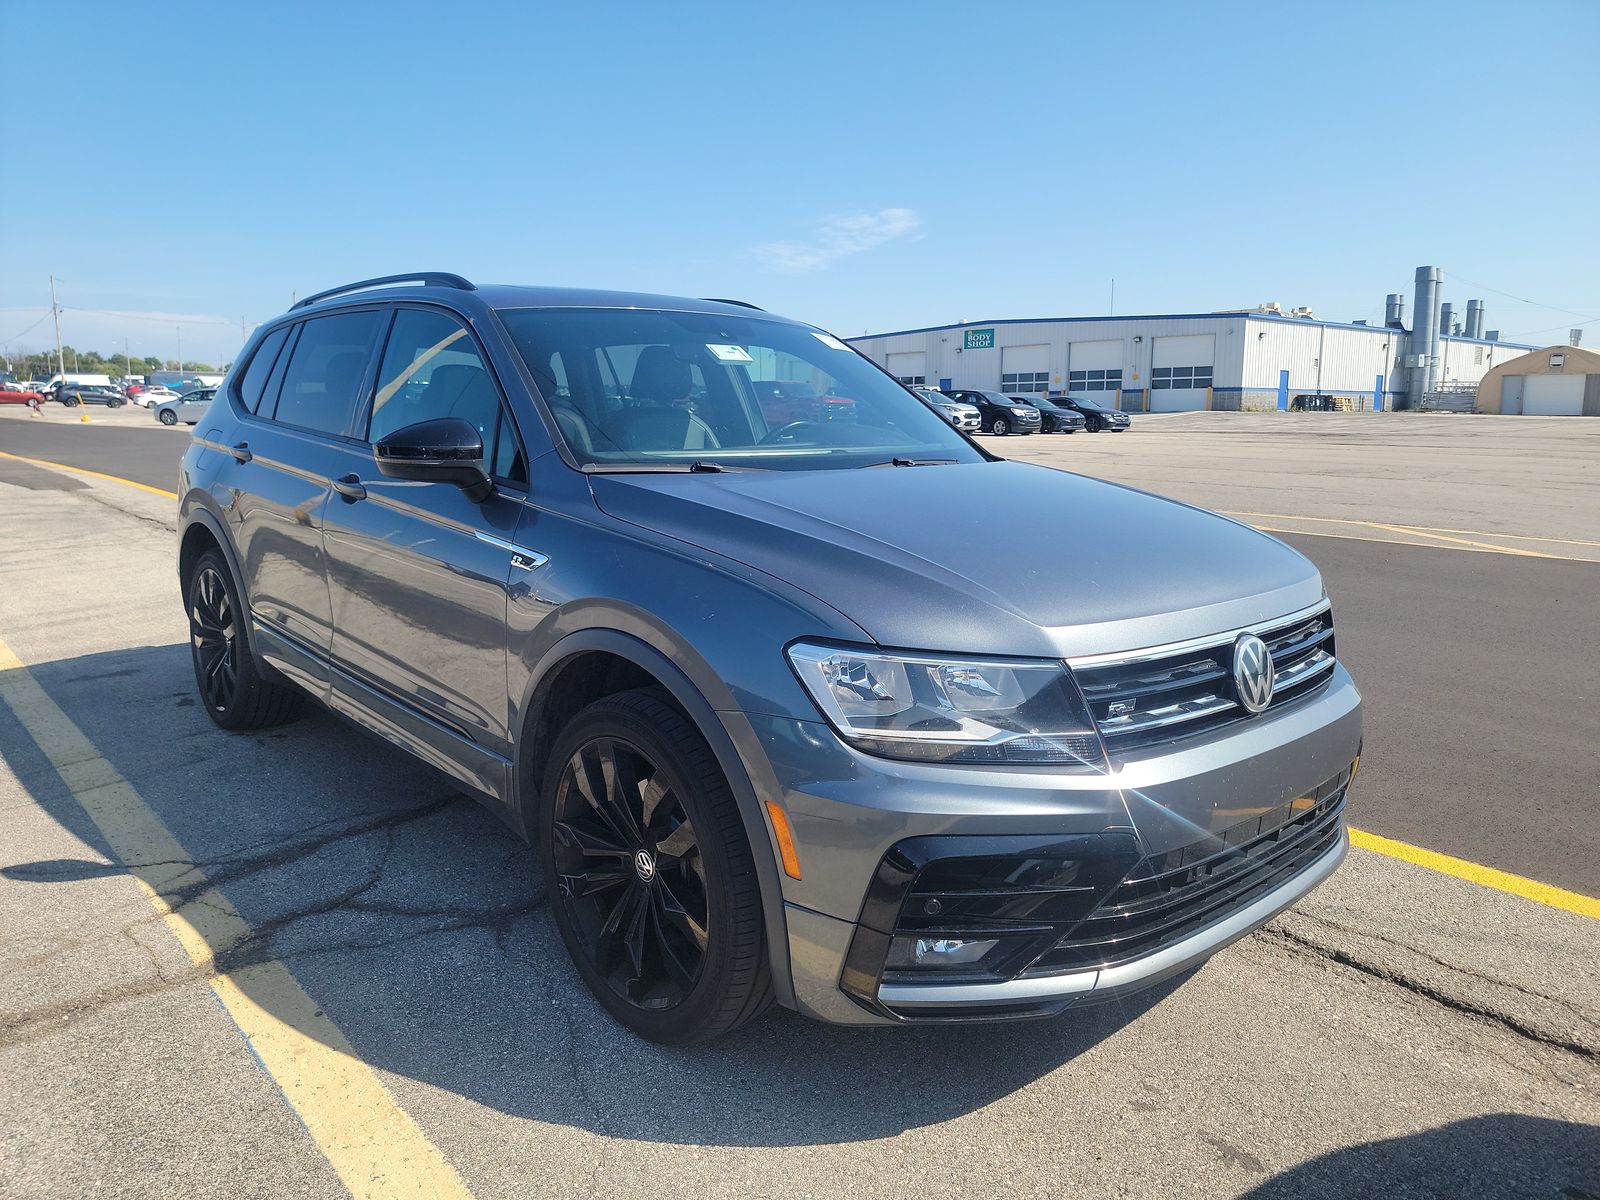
1440 270 1596 320
60 306 242 328
1498 315 1600 340
1 313 52 343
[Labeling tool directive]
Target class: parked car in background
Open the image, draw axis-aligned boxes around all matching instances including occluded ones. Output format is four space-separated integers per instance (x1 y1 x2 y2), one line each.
54 383 127 407
42 373 117 393
1020 396 1086 433
945 389 1042 436
910 385 980 432
0 383 45 404
131 384 180 407
1056 396 1131 432
154 387 215 425
748 379 857 426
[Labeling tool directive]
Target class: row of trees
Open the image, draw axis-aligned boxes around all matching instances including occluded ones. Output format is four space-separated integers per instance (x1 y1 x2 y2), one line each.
5 346 228 380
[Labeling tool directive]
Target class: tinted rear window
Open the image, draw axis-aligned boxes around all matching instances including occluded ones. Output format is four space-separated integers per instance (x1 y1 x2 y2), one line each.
268 311 381 435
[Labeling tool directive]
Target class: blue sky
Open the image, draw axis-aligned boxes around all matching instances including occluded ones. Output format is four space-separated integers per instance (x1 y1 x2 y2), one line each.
3 0 1597 366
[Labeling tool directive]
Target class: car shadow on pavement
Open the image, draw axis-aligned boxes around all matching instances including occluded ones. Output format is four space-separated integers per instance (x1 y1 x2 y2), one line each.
1241 1113 1600 1199
1 642 1190 1147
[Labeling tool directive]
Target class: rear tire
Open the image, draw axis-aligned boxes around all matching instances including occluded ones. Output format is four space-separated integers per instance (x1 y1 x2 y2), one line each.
540 688 772 1044
185 550 301 730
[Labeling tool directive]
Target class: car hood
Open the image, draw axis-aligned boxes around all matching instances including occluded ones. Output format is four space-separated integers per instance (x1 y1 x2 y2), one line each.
589 461 1323 659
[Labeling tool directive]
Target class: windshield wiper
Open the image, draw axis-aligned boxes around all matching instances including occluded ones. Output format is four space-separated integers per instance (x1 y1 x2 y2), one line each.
858 457 960 469
580 461 766 475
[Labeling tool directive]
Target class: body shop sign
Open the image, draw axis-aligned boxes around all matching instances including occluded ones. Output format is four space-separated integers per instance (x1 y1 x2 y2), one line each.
962 328 995 350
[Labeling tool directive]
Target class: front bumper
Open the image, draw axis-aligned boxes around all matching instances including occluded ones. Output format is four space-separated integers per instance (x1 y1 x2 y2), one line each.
745 663 1361 1026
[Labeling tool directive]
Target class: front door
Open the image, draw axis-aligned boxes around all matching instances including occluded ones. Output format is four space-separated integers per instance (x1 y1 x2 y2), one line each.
321 306 532 803
1502 375 1523 415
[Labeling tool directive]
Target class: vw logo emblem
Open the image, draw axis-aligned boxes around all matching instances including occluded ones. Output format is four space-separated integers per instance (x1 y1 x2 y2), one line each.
633 849 656 883
1233 634 1275 714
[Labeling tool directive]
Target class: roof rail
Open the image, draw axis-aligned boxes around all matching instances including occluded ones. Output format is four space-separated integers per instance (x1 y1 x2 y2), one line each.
293 272 477 310
701 297 764 311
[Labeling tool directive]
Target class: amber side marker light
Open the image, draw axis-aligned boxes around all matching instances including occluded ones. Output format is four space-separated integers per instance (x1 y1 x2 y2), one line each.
764 801 803 880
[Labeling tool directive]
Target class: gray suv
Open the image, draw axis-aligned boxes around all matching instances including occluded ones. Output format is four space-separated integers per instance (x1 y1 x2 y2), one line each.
177 274 1362 1044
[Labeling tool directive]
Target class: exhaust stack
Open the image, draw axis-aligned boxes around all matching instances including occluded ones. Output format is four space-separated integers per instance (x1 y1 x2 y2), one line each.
1408 266 1441 408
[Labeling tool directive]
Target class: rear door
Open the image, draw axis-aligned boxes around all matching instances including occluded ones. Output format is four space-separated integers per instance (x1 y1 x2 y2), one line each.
228 310 383 691
321 306 531 801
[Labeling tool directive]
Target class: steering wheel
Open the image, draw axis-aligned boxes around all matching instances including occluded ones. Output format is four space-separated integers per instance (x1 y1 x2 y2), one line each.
759 420 816 446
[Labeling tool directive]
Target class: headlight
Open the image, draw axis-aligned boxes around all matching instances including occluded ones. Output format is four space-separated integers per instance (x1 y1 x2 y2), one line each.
786 643 1104 766
1012 407 1032 416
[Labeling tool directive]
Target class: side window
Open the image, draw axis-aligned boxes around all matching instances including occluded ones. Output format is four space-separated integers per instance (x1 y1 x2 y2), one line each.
237 327 289 413
370 309 526 486
268 310 381 435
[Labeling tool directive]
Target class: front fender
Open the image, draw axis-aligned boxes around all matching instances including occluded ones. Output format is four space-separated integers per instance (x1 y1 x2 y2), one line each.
514 626 799 1011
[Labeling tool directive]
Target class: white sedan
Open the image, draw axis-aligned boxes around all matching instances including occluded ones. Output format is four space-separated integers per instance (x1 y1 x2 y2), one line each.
130 385 181 408
153 388 215 425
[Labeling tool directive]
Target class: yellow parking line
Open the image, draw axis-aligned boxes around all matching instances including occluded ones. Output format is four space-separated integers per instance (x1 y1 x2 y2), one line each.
0 635 473 1200
1227 509 1596 553
1244 524 1548 557
0 449 178 500
1361 522 1557 558
1348 827 1600 920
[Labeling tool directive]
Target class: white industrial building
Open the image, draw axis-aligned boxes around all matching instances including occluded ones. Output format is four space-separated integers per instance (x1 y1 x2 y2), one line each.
847 267 1535 413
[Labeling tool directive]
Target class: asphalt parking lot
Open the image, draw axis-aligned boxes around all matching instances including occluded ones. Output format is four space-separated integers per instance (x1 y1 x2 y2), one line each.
0 407 1596 1199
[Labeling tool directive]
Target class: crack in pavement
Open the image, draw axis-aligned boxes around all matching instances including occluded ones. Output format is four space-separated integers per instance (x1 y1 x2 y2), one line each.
0 793 550 1048
1263 923 1599 1065
1291 908 1600 1026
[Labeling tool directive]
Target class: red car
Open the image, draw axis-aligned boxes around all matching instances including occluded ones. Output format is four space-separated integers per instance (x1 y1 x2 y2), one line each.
0 383 44 405
749 380 857 426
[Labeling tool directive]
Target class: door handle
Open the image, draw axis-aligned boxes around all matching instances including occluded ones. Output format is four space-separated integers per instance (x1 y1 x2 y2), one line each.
230 441 252 463
332 473 367 502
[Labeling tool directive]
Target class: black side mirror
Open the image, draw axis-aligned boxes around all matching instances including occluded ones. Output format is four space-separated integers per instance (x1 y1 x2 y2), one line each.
374 416 494 502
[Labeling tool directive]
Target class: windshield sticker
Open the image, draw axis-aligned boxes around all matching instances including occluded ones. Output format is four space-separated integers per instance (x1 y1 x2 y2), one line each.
811 331 850 351
705 343 754 363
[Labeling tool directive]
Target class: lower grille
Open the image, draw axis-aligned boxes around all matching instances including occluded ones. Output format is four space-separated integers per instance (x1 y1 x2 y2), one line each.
842 764 1354 1020
1023 767 1351 975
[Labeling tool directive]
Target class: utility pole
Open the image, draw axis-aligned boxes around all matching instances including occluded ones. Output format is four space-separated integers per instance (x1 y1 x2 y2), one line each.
125 337 132 379
49 274 65 379
176 325 182 373
1109 278 1116 316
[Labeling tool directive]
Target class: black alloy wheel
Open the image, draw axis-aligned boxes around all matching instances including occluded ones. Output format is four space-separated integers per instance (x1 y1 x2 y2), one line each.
185 549 300 730
991 415 1010 436
541 690 772 1043
190 563 238 714
551 736 708 1008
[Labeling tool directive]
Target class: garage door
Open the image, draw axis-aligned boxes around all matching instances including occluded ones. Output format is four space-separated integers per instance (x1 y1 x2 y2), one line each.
1001 344 1050 396
886 351 926 386
1522 374 1585 416
1150 334 1215 412
1066 340 1123 402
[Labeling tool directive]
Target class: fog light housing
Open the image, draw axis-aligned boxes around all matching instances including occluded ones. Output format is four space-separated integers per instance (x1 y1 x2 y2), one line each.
885 935 1001 971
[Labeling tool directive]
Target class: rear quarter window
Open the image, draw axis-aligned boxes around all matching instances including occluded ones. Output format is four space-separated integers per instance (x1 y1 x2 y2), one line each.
236 326 290 413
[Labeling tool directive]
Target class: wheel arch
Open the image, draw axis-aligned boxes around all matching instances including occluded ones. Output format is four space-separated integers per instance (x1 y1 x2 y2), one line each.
178 505 263 662
515 628 797 1011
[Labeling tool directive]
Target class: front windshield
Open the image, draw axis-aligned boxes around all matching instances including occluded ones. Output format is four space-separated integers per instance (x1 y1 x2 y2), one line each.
498 308 983 471
985 392 1033 407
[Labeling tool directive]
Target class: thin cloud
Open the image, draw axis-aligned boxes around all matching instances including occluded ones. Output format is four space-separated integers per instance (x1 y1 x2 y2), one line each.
754 208 921 273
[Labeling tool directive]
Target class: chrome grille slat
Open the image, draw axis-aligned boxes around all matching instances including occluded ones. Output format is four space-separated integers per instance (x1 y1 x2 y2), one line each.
1074 606 1338 752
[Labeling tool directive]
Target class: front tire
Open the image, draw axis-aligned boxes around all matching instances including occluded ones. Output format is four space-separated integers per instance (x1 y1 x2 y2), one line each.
186 550 300 730
158 408 178 425
991 416 1009 436
541 689 771 1044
